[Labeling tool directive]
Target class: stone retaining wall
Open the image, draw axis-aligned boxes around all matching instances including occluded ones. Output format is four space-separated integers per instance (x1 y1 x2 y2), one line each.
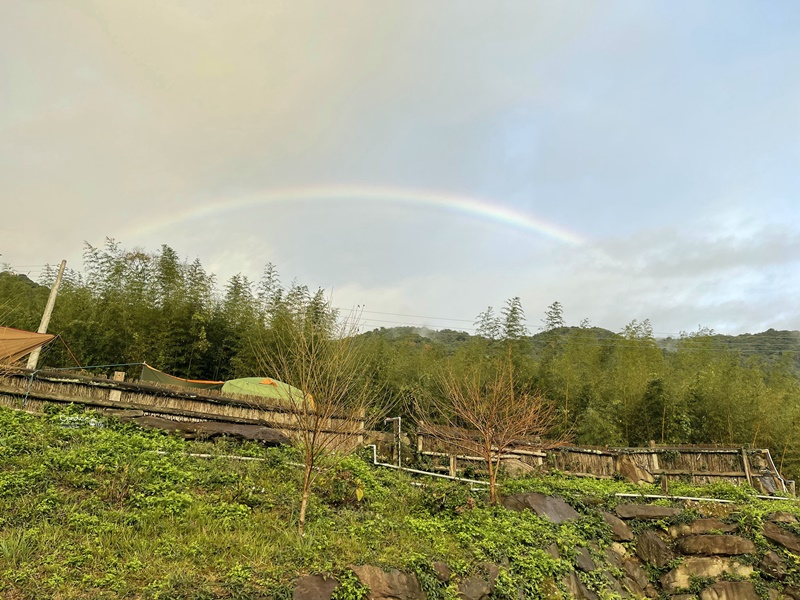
292 494 800 600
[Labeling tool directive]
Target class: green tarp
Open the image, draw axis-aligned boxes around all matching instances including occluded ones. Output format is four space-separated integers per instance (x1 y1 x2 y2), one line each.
138 364 308 407
222 377 310 407
140 363 224 390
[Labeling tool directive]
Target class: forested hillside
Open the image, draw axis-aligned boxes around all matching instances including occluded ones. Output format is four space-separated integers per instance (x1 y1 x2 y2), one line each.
2 239 799 479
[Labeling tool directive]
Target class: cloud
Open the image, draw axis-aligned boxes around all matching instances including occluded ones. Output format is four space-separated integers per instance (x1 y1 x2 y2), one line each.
2 2 799 335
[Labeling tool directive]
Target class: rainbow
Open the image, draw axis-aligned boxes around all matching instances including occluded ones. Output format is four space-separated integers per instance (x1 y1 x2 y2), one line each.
122 185 586 246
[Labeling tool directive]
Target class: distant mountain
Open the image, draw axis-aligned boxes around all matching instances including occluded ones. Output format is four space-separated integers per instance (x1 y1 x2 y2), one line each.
659 328 800 370
357 326 472 351
0 271 42 289
357 325 620 353
361 324 800 369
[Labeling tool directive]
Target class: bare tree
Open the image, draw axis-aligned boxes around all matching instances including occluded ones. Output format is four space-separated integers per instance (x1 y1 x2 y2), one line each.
420 354 565 504
260 307 381 535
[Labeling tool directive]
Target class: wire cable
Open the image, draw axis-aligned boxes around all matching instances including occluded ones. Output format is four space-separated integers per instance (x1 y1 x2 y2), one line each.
56 335 82 367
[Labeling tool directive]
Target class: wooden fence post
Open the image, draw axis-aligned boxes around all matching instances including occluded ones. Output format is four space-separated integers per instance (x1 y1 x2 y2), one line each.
647 440 661 475
741 448 753 487
109 371 125 402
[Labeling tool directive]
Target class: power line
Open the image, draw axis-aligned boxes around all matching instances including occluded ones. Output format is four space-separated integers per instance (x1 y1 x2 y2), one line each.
354 317 479 331
338 306 476 324
1 264 49 269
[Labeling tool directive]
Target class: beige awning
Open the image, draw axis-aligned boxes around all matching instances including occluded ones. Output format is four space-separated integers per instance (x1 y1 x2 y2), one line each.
0 326 55 365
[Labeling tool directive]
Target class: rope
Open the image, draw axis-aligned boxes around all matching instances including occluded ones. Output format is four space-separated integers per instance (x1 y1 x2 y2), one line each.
24 342 59 406
56 335 82 367
23 361 145 406
45 362 145 372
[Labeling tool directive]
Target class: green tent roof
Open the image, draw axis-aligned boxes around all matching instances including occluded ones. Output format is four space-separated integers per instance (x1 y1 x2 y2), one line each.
221 377 310 407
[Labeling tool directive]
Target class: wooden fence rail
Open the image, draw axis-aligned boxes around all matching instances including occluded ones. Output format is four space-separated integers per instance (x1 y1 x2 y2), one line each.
416 430 795 496
0 368 365 450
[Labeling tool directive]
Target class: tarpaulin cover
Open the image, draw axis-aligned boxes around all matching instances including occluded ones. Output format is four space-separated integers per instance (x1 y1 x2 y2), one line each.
139 363 224 390
221 377 311 408
0 326 55 364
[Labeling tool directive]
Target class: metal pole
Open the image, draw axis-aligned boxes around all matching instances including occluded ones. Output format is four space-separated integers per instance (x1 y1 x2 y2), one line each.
26 259 66 370
385 417 401 467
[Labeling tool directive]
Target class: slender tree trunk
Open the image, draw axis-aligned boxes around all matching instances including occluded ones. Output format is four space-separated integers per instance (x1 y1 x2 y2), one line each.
485 437 496 504
488 461 496 504
298 462 313 536
752 423 760 449
780 441 789 473
623 386 630 446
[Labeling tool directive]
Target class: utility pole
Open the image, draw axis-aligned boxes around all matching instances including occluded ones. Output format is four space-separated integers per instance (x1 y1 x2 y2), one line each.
26 259 66 370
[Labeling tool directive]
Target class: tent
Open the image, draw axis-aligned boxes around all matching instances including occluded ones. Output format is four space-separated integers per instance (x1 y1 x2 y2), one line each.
0 326 55 365
139 363 224 390
222 377 311 408
138 364 310 408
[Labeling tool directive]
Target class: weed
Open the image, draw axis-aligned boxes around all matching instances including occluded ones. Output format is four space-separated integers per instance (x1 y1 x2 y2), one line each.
331 570 369 600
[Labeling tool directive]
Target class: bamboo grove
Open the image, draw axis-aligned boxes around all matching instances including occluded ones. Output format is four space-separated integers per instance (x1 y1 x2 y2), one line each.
1 239 798 479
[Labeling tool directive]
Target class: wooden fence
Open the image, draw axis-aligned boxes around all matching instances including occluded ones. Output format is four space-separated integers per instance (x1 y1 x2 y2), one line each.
416 429 795 496
0 368 365 451
548 445 793 495
0 368 792 496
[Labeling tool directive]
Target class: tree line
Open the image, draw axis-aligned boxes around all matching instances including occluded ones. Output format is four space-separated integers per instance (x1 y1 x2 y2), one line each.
1 239 799 480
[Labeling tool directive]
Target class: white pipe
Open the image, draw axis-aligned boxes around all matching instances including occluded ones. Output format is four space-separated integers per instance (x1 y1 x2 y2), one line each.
366 444 487 486
763 449 790 494
615 493 734 504
615 492 794 503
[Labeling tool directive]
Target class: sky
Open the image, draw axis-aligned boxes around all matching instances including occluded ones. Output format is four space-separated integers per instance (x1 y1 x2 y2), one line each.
1 1 798 336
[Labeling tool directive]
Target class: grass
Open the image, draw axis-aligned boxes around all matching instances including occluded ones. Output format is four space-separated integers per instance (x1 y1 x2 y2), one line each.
0 404 799 599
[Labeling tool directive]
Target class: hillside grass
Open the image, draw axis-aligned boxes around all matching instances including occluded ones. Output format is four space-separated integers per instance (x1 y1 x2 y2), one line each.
1 404 799 600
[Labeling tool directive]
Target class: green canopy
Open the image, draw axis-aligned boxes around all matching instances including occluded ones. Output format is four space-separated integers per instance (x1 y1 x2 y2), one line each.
221 377 310 407
140 363 224 390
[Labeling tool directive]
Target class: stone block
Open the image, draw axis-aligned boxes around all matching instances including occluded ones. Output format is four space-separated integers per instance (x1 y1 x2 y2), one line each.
768 512 797 524
575 547 595 572
616 455 656 485
432 562 451 583
622 558 650 592
763 522 800 553
675 535 755 556
563 572 599 600
660 557 752 593
760 550 786 580
294 574 339 600
502 493 580 523
352 565 424 600
635 530 674 567
668 519 737 538
699 581 759 600
458 576 492 600
603 511 634 541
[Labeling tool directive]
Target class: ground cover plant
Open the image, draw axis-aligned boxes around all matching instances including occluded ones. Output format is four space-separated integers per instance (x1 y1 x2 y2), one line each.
2 404 800 599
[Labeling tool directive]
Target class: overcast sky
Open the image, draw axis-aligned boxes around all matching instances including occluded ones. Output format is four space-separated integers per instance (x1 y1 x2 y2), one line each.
2 1 798 336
